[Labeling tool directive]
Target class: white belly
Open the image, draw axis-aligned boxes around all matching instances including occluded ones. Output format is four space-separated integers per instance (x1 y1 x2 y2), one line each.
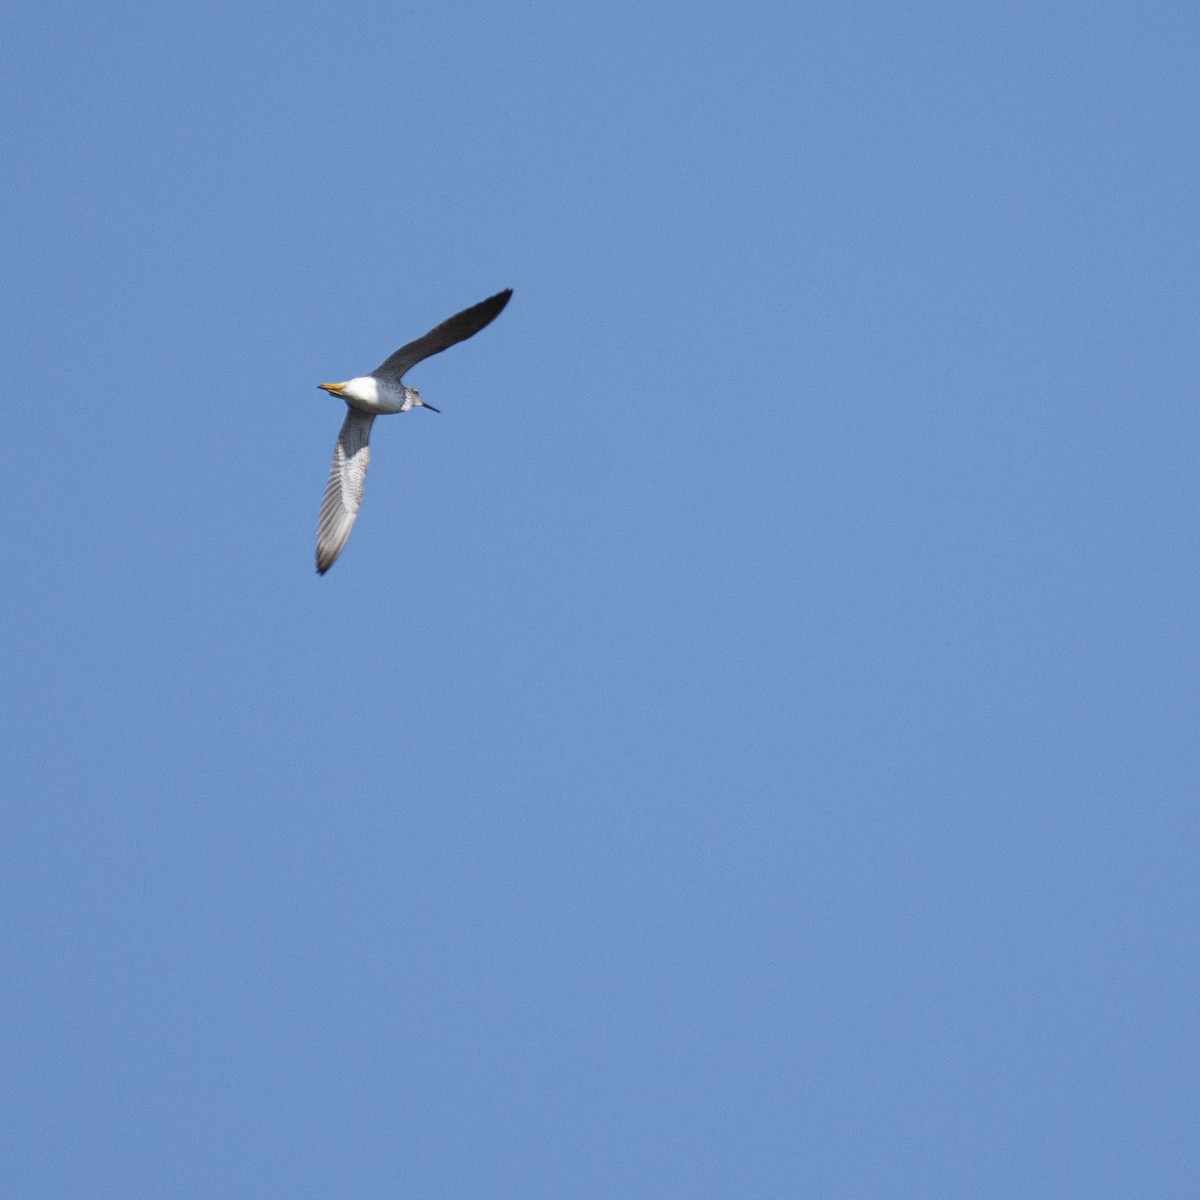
341 375 414 414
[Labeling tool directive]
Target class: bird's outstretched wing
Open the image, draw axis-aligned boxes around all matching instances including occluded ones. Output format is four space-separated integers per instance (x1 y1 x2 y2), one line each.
371 289 512 381
316 407 377 574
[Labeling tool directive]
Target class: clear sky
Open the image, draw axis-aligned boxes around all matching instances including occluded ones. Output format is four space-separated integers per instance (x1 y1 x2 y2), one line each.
3 1 1197 1196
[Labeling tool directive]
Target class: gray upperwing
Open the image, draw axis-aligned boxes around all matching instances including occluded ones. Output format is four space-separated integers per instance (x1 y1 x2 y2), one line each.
316 407 376 574
370 289 512 381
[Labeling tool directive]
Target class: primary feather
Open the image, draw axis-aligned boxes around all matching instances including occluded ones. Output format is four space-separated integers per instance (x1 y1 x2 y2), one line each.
316 408 375 575
371 290 512 381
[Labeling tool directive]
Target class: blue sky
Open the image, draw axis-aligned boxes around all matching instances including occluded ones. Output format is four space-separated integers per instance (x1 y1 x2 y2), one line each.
3 1 1197 1195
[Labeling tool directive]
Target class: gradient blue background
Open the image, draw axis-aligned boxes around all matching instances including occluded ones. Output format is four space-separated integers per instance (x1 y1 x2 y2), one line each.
3 1 1197 1196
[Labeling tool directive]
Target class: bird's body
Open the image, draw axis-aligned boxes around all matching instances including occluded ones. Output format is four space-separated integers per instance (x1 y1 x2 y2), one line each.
326 374 421 415
314 289 512 574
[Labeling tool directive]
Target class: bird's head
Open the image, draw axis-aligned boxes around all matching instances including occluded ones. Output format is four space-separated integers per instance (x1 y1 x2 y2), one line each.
407 387 440 413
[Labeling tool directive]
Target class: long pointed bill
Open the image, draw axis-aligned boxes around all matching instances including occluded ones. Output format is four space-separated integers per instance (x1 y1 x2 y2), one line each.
318 383 345 396
421 401 441 412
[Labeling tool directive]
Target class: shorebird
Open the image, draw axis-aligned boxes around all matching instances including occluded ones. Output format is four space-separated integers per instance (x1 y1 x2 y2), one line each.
314 289 512 574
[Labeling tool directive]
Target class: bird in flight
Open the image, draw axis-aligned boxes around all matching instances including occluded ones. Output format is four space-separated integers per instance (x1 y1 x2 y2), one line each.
314 289 512 574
